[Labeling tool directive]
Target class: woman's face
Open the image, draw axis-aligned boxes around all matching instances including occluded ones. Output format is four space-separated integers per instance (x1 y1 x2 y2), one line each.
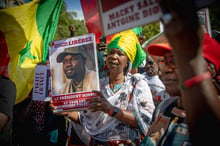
106 48 128 75
159 52 181 96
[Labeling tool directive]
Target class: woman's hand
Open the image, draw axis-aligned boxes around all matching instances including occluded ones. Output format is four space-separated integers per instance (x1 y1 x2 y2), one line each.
49 99 80 123
49 101 67 116
88 90 113 114
97 42 107 52
90 91 139 127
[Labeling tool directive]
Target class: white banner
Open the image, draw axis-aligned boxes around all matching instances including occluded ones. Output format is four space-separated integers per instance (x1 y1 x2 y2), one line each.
32 65 51 101
98 0 162 36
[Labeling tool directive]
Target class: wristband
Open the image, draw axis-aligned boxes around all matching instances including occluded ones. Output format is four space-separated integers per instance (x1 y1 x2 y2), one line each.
179 71 211 90
109 107 114 116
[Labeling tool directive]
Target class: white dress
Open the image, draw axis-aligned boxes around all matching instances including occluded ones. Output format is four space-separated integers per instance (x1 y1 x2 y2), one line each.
143 72 169 106
79 73 155 142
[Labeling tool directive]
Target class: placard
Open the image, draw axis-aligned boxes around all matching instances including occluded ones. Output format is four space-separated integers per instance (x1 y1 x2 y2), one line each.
51 91 99 112
97 0 162 36
32 65 51 101
49 33 100 111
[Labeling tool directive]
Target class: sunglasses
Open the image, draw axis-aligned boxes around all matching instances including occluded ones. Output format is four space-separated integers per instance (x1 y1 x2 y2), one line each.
158 56 176 70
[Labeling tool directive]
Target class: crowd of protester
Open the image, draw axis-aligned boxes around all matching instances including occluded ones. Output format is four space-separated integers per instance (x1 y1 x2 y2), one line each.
1 0 220 146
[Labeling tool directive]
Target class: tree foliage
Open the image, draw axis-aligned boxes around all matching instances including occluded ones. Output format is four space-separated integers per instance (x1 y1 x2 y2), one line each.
141 7 220 42
53 2 88 41
54 2 219 43
142 22 160 41
209 7 220 31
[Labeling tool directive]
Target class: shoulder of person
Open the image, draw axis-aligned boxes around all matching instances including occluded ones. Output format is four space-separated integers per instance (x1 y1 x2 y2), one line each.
129 72 145 80
0 75 16 88
58 79 72 93
85 68 97 77
0 76 16 97
129 73 148 84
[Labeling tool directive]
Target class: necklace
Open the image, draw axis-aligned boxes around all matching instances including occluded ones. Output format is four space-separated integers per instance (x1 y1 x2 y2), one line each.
109 83 123 93
109 75 125 84
109 76 125 93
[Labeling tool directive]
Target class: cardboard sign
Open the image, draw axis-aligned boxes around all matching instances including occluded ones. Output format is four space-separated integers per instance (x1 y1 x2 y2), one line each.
49 33 100 111
97 0 162 36
32 65 51 101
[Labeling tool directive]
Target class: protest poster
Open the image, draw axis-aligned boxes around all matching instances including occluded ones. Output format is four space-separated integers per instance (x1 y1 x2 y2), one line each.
159 8 211 36
97 0 162 36
197 8 212 36
49 33 100 112
32 65 51 101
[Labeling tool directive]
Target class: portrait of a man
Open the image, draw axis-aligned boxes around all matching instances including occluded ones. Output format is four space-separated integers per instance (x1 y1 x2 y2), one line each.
55 45 99 95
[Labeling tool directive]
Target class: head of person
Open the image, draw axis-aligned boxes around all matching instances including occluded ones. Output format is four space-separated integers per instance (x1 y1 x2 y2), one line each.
107 29 146 75
203 33 220 93
144 53 159 77
148 33 220 96
148 43 180 96
57 45 87 79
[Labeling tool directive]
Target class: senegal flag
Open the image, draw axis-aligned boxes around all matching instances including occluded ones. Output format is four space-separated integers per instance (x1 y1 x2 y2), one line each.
0 0 63 104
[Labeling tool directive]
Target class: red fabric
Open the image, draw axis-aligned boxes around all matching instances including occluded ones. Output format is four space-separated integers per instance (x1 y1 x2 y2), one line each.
100 0 130 13
80 0 113 44
147 33 220 72
108 107 114 116
203 33 220 71
147 43 172 56
0 31 9 77
185 71 211 88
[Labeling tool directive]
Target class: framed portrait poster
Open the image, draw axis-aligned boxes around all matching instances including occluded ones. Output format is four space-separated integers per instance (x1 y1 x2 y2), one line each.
49 33 100 112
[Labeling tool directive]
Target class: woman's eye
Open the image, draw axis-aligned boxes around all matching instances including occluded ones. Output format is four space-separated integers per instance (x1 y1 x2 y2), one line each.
118 52 124 56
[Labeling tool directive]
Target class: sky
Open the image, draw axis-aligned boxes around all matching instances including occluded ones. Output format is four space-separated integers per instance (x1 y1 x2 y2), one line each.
64 0 85 20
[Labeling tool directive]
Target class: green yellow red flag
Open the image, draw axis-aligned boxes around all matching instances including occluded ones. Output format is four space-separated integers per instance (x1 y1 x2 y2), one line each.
0 0 63 104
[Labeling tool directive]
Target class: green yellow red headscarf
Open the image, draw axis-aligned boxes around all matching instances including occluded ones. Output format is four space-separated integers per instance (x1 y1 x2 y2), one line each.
107 29 146 68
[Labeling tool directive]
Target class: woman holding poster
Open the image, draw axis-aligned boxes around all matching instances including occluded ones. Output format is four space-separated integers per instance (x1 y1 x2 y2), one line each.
51 29 155 145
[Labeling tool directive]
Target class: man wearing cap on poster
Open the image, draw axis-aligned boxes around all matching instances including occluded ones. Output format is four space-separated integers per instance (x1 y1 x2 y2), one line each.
57 45 98 94
56 45 98 146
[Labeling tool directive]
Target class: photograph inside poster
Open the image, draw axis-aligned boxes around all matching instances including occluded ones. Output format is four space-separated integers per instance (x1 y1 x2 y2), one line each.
49 33 100 112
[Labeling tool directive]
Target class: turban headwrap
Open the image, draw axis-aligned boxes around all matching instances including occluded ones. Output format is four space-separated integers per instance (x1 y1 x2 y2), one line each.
107 29 146 68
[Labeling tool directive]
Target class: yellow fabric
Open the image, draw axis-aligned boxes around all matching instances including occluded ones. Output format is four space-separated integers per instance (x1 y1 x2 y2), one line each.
110 29 138 63
107 29 146 68
0 1 43 104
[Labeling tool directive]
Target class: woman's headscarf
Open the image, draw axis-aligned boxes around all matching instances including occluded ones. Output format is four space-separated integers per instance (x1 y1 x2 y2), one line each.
107 29 146 68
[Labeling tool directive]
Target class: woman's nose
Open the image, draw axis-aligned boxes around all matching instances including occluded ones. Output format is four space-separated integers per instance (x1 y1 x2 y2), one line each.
162 65 175 73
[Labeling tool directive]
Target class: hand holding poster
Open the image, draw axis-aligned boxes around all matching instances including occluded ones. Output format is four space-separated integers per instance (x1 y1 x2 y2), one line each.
49 33 100 112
